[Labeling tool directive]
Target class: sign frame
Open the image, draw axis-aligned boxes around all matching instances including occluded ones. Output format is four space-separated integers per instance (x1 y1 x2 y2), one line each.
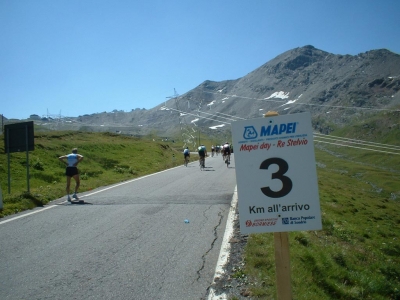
232 112 322 234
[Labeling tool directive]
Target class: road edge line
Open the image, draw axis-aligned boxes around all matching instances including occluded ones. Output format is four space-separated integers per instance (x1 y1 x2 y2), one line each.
208 185 238 300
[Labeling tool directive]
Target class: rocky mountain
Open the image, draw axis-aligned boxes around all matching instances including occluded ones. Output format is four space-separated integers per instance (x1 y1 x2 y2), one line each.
174 45 400 132
28 45 400 140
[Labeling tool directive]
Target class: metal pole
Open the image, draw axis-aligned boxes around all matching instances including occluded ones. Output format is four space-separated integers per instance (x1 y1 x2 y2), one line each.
7 128 10 194
26 125 30 193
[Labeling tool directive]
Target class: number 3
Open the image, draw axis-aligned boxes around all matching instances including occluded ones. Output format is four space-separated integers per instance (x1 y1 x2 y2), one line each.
260 157 293 198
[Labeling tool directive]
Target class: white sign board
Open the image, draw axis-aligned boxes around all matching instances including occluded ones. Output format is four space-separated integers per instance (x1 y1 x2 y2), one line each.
232 112 322 234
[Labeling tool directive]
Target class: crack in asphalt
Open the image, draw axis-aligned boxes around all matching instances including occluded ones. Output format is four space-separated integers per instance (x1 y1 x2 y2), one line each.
194 208 225 284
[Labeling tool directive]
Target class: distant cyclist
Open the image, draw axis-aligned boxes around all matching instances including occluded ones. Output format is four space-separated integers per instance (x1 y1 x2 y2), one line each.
198 144 207 167
211 145 215 157
183 147 190 165
222 142 231 163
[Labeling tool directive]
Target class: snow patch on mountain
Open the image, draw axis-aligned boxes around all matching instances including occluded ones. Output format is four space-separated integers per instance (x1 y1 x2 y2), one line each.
265 91 290 100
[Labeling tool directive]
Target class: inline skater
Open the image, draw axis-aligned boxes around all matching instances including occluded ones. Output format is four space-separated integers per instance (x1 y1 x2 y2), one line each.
58 148 84 202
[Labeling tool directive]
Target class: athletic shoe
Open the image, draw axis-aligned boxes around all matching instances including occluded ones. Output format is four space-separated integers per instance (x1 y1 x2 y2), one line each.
67 196 72 202
73 194 79 200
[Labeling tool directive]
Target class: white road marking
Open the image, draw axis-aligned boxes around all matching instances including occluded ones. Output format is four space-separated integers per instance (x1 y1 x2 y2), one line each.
208 186 238 300
0 205 56 225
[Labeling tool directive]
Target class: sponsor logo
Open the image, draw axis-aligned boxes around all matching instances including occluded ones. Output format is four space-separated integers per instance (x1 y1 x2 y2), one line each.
242 122 298 140
245 218 278 227
243 126 258 139
282 216 316 225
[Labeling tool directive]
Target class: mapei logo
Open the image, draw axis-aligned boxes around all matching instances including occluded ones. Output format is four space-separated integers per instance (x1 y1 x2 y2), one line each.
243 126 258 139
242 122 298 139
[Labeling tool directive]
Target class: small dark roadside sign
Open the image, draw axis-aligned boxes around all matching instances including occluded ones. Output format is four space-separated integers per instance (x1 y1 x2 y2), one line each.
4 121 34 153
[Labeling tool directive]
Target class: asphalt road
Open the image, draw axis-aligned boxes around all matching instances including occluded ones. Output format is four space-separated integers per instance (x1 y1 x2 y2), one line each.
0 154 236 300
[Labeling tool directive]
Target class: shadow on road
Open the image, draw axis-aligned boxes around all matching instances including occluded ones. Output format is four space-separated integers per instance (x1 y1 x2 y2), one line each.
57 201 93 206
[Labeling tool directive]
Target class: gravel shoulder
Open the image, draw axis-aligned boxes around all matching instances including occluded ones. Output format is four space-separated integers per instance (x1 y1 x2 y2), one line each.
208 203 254 300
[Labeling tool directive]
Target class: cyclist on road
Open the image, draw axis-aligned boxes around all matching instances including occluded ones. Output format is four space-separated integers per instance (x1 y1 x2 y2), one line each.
183 147 190 165
222 142 231 163
211 145 215 157
198 144 207 167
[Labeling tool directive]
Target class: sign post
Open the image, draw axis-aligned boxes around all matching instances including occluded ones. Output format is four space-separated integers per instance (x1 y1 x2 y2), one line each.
266 111 292 299
274 231 291 299
231 112 322 299
0 186 3 210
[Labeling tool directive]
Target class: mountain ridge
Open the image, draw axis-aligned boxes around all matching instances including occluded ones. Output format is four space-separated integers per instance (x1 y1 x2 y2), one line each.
6 45 400 139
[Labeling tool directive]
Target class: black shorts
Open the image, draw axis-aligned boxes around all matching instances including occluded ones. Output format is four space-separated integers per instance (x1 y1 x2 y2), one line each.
223 148 231 155
184 153 190 158
198 152 205 158
66 167 79 177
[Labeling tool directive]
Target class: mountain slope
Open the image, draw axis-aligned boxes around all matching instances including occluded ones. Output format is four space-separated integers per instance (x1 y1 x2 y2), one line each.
176 45 400 129
27 45 400 138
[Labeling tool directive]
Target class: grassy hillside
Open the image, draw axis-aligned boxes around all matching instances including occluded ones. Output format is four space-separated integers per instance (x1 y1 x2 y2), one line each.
334 110 400 144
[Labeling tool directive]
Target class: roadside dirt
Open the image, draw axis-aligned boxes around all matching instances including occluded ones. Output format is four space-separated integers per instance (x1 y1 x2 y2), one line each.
209 206 255 299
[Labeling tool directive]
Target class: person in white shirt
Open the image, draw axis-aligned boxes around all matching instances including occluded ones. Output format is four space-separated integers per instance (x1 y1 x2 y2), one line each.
58 148 84 202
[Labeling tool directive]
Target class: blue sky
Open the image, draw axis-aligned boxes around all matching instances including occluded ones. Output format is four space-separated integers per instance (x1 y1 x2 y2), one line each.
1 0 399 119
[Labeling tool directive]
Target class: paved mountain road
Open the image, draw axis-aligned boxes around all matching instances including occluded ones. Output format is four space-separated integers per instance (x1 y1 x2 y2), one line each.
0 155 236 300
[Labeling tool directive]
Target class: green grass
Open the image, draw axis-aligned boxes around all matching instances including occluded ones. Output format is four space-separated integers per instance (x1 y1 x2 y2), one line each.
242 115 400 299
0 131 198 217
